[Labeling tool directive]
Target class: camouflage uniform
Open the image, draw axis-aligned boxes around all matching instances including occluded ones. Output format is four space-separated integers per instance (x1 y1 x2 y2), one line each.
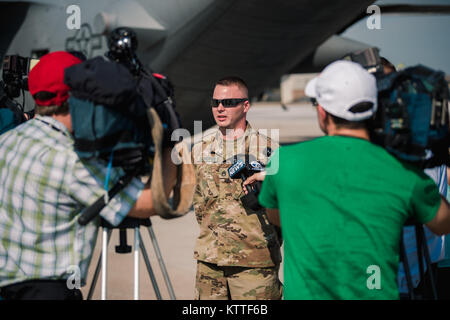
191 123 282 300
195 261 281 300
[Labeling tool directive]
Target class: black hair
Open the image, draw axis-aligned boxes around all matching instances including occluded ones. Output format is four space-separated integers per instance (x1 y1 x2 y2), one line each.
33 91 56 101
327 102 374 129
67 50 87 61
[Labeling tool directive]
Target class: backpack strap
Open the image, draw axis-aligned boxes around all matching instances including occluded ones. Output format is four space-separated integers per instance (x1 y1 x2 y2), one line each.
147 107 195 219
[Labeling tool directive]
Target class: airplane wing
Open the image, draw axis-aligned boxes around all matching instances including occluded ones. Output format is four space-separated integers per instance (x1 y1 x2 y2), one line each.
150 0 376 131
1 0 376 131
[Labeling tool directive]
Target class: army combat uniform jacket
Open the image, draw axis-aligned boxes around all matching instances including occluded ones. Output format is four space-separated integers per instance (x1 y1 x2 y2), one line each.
192 123 281 268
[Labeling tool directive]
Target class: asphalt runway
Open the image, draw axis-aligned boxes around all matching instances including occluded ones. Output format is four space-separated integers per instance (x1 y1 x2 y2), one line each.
81 102 323 300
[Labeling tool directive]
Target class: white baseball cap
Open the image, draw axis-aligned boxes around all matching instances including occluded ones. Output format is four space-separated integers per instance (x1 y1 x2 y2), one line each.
305 60 378 121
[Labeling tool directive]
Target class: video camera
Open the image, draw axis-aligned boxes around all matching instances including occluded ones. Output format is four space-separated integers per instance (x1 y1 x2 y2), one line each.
105 27 140 76
66 27 181 171
342 47 384 77
343 48 450 168
105 27 181 149
228 158 265 211
0 55 38 125
74 27 185 225
2 55 38 97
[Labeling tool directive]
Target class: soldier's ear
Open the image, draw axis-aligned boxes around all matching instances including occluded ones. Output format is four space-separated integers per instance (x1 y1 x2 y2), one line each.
243 100 250 113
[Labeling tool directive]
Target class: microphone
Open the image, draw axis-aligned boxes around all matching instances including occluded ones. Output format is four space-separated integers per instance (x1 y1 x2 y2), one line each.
228 158 264 210
227 159 246 178
228 159 252 193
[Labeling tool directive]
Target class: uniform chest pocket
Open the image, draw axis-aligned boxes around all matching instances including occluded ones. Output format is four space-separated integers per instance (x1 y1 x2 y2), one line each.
217 165 243 201
196 163 220 199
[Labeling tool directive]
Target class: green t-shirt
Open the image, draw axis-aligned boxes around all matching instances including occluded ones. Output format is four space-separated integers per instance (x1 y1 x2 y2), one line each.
438 186 450 268
259 136 441 300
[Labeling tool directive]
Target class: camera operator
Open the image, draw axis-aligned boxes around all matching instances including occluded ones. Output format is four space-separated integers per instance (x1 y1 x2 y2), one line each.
379 57 450 299
244 60 450 299
0 51 177 300
0 51 87 136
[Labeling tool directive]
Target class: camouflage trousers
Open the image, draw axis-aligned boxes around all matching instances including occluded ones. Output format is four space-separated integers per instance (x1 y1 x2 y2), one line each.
194 260 282 300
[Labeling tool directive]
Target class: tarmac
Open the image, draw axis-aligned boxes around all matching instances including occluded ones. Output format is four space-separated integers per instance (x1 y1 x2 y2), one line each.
81 101 323 300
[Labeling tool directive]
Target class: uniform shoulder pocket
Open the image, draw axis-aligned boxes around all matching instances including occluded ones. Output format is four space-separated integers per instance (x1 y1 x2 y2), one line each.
205 179 219 198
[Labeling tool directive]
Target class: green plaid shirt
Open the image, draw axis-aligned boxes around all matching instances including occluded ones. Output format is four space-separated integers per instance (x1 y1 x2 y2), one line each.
0 116 144 287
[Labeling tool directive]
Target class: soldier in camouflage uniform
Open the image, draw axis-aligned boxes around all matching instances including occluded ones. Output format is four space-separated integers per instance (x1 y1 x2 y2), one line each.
191 76 282 300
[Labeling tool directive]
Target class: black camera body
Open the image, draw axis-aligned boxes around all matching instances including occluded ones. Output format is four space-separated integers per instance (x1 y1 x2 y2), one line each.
105 27 181 149
0 55 38 129
105 27 140 76
2 55 38 98
228 159 265 211
342 47 384 77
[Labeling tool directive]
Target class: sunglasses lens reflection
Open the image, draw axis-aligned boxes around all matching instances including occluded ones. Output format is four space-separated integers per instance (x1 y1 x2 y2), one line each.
211 98 247 108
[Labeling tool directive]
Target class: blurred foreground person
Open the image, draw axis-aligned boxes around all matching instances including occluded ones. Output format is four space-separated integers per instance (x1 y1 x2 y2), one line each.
245 60 450 299
0 51 176 300
379 57 450 299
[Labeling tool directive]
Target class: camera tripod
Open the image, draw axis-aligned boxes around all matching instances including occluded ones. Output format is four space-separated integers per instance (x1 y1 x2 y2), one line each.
400 221 438 300
86 217 176 300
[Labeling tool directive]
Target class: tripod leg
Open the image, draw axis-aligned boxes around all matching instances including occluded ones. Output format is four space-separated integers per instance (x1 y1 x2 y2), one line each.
101 228 112 300
418 225 438 300
400 233 416 300
138 230 162 300
415 225 425 291
147 225 176 300
87 229 112 300
87 256 102 301
134 227 140 300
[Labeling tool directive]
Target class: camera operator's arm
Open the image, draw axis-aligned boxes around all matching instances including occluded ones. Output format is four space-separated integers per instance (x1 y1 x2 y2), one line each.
425 196 450 236
246 150 281 226
127 148 177 219
243 172 280 226
266 208 281 227
410 171 450 236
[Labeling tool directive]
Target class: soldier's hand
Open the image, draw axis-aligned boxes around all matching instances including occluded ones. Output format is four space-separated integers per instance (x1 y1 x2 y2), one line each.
242 172 266 194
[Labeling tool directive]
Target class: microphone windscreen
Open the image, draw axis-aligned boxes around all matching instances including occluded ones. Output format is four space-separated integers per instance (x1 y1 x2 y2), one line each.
228 159 246 178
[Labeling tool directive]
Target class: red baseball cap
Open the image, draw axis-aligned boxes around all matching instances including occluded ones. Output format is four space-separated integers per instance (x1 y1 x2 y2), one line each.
28 51 82 106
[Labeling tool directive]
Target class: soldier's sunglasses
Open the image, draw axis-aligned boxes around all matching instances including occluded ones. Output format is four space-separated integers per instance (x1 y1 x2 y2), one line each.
211 98 248 108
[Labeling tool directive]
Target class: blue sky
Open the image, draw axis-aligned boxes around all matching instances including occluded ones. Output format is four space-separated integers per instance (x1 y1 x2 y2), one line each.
342 0 450 74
